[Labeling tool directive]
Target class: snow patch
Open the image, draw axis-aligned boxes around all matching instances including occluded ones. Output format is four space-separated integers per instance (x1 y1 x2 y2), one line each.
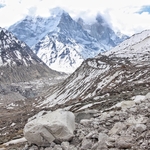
3 137 27 146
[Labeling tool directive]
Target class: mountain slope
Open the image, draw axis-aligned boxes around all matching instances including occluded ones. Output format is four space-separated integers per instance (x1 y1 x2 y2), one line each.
38 30 150 109
0 27 60 83
105 30 150 64
9 7 128 73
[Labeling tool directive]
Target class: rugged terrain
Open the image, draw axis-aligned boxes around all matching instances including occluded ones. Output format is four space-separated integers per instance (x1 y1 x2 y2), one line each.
1 91 150 150
37 30 150 109
0 29 149 149
0 27 67 146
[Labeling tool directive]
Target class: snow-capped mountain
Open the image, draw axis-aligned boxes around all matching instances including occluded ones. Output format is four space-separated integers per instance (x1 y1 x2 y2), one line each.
0 27 59 83
38 30 150 108
9 7 128 73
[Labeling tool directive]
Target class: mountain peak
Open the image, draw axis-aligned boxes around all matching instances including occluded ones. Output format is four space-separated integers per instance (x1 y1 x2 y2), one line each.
50 7 65 17
96 14 106 24
0 27 6 33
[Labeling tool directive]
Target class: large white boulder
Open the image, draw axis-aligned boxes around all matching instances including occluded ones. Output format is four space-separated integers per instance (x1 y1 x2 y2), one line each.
24 109 75 146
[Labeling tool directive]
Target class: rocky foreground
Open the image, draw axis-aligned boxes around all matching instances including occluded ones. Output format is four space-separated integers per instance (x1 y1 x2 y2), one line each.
1 92 150 150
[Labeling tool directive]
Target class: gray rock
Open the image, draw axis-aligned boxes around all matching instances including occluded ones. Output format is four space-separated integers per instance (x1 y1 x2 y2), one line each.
61 141 70 150
109 122 126 135
113 115 120 121
106 141 115 148
86 131 98 139
24 109 75 146
80 119 92 126
29 145 39 150
81 138 93 150
98 133 108 141
96 142 108 150
115 136 133 149
145 92 150 100
52 145 63 150
61 142 77 150
115 139 132 149
135 124 147 133
91 143 99 150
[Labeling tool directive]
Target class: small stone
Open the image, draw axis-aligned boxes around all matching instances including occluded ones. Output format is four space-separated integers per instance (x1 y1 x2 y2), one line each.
113 115 120 121
105 122 112 126
108 137 116 142
81 138 93 150
53 145 62 150
96 141 108 150
140 141 149 149
93 124 99 129
91 143 99 150
130 107 137 113
61 141 70 150
115 140 132 149
86 131 98 139
106 141 115 148
109 111 115 117
109 122 126 135
29 145 38 150
115 136 133 149
80 119 92 126
98 133 108 141
107 119 114 123
99 112 110 121
135 124 147 133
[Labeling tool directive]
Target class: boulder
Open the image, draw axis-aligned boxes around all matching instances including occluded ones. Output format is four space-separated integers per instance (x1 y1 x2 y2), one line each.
115 136 133 149
24 109 75 146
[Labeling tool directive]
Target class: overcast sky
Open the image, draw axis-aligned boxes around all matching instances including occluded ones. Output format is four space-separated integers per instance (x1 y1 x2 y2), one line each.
0 0 150 36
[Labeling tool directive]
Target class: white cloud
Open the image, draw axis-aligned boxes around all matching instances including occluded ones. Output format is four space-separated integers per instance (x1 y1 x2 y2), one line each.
0 0 150 35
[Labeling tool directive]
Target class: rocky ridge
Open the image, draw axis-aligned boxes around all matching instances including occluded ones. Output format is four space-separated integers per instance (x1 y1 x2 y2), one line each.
0 27 67 146
0 27 60 84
